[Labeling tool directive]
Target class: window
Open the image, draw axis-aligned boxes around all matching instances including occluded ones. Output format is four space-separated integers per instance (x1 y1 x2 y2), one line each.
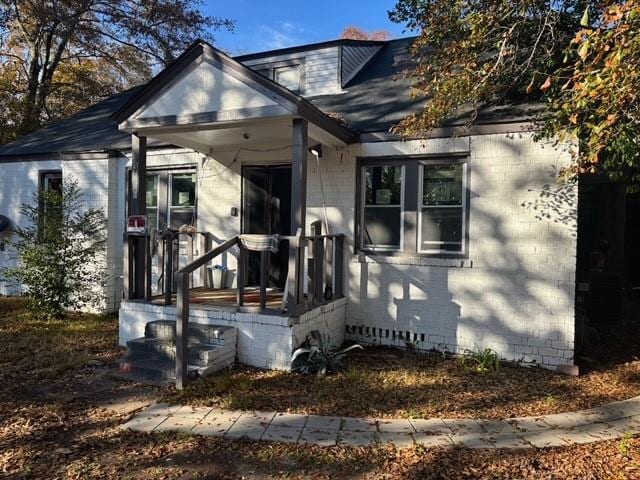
358 158 468 256
362 165 404 250
41 170 62 196
253 60 305 93
273 65 301 92
169 172 196 229
146 174 159 232
419 164 465 253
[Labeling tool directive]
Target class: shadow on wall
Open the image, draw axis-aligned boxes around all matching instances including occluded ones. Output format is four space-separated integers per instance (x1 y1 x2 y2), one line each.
348 134 579 368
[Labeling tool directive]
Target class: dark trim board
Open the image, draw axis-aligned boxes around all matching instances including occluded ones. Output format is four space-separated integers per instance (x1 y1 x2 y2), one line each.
234 38 388 62
357 121 538 143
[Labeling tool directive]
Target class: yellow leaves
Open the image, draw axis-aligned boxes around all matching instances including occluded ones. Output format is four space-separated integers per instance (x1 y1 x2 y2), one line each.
569 113 579 124
578 40 590 60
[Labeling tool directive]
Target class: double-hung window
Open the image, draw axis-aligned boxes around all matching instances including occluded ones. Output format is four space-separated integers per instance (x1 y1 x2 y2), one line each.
358 157 468 257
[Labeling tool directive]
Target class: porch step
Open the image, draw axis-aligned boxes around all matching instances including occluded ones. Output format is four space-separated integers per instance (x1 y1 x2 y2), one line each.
119 320 237 383
126 338 235 367
144 320 234 346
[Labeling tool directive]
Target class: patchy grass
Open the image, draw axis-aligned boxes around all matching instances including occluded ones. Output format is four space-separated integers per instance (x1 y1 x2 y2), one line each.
0 296 120 384
1 296 640 478
165 347 640 419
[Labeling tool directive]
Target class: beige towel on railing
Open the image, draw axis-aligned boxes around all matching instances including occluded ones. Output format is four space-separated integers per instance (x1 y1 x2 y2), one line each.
239 234 280 253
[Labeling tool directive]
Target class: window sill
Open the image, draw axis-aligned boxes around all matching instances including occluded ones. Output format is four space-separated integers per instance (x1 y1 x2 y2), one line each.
353 254 473 268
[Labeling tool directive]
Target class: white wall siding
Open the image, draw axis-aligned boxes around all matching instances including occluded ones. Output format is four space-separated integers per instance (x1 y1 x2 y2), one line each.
243 47 342 96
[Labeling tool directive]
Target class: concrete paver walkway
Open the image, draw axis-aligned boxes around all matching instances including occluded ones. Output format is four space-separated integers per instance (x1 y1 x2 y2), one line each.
122 396 640 449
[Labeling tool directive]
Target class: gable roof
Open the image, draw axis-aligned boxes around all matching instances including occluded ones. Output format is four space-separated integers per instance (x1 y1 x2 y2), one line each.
0 36 544 159
113 40 355 144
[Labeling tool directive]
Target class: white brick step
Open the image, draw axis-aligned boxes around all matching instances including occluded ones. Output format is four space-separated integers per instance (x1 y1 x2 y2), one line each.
144 320 236 347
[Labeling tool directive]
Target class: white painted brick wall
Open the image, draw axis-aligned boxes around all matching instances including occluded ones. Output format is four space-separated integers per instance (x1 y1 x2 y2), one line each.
0 156 121 313
119 298 347 370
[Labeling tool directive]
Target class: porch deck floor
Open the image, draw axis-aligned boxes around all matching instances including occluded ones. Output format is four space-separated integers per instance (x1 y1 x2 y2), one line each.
151 287 284 311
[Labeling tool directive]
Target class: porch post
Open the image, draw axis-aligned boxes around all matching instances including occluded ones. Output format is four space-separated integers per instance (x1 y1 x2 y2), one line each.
287 119 308 314
130 133 147 299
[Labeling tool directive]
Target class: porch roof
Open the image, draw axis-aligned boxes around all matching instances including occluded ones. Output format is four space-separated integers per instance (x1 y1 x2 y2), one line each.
111 40 356 147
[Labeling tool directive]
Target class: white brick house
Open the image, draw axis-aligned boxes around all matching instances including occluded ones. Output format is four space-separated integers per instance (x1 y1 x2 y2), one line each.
0 37 577 373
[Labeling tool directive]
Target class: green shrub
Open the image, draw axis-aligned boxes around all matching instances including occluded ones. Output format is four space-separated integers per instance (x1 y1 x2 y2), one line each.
459 347 501 373
1 178 106 318
291 330 363 376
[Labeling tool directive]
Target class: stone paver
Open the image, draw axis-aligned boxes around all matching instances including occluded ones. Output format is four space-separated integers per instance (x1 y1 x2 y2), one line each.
154 415 197 433
124 395 640 450
377 432 415 447
305 415 343 430
299 428 339 446
224 411 275 440
377 419 415 433
270 413 308 428
192 409 241 437
339 430 376 446
409 418 451 435
412 432 453 447
342 417 377 432
122 414 169 432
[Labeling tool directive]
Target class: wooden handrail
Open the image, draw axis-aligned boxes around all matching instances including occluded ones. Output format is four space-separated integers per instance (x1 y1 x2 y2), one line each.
176 236 239 275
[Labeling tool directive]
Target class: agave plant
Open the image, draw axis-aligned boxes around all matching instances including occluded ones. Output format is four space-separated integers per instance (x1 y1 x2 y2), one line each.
291 330 363 376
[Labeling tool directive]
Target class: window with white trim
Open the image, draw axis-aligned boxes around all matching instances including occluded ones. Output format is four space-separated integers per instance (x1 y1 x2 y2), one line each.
358 158 469 256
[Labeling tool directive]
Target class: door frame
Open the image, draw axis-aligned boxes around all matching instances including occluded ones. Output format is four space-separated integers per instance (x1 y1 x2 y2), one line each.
240 163 292 235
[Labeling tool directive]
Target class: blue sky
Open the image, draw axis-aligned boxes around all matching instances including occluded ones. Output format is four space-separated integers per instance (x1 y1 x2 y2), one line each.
204 0 409 55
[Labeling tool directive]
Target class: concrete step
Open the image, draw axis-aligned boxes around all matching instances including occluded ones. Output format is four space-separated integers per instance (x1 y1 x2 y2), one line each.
144 320 236 346
118 356 234 383
126 337 235 368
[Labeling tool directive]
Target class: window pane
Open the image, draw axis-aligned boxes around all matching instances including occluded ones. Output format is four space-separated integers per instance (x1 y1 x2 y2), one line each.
274 66 300 92
423 164 463 206
364 207 401 249
171 174 196 207
146 175 158 207
365 166 402 206
420 207 463 251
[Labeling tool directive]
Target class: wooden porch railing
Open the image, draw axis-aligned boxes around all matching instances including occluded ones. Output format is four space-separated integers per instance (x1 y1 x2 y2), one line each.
167 223 345 389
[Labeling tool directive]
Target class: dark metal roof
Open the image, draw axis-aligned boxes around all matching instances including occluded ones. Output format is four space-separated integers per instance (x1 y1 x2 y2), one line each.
0 36 544 159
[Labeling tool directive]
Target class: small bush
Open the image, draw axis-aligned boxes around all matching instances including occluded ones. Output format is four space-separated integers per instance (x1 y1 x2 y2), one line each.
1 178 106 318
459 347 501 373
291 330 363 376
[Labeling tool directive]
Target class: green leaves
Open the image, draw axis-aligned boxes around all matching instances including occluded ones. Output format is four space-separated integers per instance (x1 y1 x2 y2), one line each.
0 178 107 319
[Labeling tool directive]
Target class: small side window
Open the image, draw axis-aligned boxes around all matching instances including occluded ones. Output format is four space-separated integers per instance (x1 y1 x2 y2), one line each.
273 65 301 92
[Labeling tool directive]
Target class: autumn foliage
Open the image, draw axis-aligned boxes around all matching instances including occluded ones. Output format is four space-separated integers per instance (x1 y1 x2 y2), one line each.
391 0 640 188
340 26 391 41
545 0 640 187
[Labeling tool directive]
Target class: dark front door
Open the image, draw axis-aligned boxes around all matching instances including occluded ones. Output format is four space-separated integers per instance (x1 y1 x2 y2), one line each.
242 165 292 288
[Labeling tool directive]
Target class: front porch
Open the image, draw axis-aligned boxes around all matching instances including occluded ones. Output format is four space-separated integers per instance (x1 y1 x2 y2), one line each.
114 41 354 386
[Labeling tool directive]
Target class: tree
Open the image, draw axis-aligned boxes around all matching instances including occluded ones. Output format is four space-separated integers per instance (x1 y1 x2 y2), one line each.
388 0 590 134
542 0 640 188
0 1 234 143
340 26 391 41
1 178 107 319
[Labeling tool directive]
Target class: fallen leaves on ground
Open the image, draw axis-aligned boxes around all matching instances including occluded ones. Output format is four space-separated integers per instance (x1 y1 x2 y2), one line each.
2 296 640 478
166 346 640 419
